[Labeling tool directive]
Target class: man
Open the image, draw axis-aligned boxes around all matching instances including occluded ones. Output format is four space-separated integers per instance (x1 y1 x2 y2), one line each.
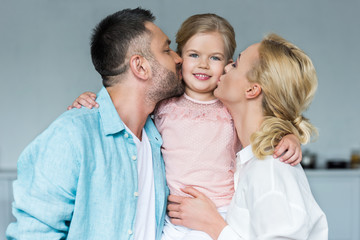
6 8 184 239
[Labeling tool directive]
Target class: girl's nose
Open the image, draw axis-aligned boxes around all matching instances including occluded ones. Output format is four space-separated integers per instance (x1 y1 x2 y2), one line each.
198 57 209 69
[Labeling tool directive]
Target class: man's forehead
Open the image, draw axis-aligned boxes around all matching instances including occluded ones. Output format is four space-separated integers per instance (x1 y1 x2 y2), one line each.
145 21 169 42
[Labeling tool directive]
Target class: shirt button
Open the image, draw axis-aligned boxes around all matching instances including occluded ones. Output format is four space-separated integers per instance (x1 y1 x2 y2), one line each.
132 155 137 161
134 192 139 197
128 229 133 235
124 133 129 138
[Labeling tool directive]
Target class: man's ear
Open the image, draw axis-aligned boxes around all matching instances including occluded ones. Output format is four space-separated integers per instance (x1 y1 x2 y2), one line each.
129 55 151 81
245 83 262 99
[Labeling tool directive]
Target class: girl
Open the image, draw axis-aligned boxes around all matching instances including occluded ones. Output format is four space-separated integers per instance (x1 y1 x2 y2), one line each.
167 34 328 239
69 15 302 239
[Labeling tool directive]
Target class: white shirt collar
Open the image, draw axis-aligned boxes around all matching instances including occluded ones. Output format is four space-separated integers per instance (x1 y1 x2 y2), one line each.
236 145 254 165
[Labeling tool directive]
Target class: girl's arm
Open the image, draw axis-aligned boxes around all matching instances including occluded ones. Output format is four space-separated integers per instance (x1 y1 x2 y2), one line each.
67 91 98 110
273 134 302 166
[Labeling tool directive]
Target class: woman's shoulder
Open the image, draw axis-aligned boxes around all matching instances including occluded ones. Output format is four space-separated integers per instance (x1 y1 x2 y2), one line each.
243 156 309 196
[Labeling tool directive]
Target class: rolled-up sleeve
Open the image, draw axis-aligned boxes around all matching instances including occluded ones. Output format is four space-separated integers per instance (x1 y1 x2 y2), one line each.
6 121 80 239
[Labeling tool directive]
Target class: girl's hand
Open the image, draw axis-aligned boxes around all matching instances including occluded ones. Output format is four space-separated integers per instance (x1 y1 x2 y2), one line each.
167 187 227 239
273 134 302 166
67 92 98 110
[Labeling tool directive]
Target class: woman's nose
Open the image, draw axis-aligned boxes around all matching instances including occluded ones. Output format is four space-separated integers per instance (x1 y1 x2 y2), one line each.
224 62 233 73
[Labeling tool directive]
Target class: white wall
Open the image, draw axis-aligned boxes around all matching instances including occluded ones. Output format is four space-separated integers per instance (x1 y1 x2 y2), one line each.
1 0 360 169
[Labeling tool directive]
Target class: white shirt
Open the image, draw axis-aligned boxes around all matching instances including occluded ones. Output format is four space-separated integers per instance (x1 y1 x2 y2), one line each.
219 145 328 240
125 126 156 240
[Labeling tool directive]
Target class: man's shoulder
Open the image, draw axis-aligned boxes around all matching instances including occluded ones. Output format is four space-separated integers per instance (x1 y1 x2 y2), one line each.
54 107 100 127
36 107 101 142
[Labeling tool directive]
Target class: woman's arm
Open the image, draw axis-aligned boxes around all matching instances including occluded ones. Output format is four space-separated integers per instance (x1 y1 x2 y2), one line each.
167 187 227 239
169 187 312 240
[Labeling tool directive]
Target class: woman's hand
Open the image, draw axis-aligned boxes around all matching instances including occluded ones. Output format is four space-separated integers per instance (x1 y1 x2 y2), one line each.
167 187 227 239
67 92 98 110
273 134 302 166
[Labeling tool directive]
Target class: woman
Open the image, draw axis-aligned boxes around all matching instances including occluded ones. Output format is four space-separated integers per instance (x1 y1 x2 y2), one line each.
167 33 328 239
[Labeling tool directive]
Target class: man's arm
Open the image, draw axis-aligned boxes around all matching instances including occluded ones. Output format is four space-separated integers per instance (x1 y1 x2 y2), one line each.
6 121 80 239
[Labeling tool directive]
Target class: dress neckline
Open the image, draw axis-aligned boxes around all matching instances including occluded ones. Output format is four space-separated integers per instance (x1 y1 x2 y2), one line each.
183 93 219 105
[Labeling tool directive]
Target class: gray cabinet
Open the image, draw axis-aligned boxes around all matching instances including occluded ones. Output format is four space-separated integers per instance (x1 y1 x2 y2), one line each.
305 169 360 240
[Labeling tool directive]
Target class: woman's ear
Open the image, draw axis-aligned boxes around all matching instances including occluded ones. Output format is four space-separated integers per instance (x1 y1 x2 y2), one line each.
129 55 151 81
246 83 262 99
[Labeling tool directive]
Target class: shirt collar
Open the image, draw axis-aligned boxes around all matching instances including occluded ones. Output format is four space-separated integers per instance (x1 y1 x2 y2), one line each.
96 87 163 145
96 87 125 136
236 145 254 165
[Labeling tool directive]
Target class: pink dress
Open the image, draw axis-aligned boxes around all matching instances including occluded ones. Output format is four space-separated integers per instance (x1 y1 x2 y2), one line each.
155 93 240 207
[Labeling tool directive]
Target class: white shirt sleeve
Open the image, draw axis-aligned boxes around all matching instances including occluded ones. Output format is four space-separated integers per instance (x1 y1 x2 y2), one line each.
218 225 245 240
251 191 310 239
218 191 310 240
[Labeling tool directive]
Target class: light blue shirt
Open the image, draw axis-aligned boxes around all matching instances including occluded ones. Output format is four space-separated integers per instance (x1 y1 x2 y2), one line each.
6 87 168 240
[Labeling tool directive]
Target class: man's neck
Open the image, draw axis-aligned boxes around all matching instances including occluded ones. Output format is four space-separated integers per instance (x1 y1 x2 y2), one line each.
107 85 155 140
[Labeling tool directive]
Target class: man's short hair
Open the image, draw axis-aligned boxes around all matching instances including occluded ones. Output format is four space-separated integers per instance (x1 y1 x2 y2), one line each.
91 8 155 87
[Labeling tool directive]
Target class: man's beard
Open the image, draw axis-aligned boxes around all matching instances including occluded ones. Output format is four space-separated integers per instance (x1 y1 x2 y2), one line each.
146 58 185 103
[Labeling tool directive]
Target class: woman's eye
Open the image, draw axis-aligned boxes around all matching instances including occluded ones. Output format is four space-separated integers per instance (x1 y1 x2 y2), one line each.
189 53 199 58
232 62 237 68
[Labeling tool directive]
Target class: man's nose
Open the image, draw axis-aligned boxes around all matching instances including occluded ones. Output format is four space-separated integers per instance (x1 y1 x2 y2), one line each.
171 50 182 64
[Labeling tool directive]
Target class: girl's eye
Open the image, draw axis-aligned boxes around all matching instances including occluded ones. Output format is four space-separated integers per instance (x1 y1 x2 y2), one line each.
164 49 171 53
189 53 199 58
210 56 221 61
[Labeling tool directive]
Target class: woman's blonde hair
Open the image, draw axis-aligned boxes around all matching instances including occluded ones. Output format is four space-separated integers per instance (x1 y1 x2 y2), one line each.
176 13 236 61
249 34 318 159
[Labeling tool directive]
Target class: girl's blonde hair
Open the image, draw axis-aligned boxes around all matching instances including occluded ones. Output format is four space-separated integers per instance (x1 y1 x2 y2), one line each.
249 34 318 159
176 13 236 60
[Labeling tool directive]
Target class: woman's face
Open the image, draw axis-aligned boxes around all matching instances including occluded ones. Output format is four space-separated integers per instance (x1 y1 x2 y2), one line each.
214 43 260 104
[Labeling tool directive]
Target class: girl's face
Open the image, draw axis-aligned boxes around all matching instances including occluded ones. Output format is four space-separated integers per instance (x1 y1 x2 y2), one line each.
214 43 260 104
181 32 228 101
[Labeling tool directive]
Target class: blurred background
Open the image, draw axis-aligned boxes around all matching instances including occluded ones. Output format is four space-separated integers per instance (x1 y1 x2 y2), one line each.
0 0 359 239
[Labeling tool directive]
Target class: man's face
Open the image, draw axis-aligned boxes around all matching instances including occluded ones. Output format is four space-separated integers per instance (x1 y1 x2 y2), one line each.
145 22 185 102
